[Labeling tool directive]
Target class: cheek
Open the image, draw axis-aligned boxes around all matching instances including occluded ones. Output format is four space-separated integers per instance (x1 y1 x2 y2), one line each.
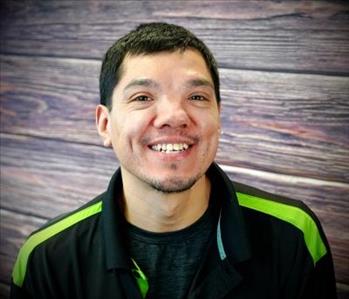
111 115 148 148
206 118 221 153
109 117 127 151
204 114 220 138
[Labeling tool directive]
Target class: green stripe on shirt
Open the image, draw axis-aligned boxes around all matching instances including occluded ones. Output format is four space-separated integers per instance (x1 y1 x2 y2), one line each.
12 201 103 287
237 192 327 265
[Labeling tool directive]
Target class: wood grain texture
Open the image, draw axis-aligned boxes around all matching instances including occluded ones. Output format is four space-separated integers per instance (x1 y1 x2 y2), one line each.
0 133 115 218
0 209 46 285
1 0 348 296
0 281 10 299
0 55 100 143
1 1 348 74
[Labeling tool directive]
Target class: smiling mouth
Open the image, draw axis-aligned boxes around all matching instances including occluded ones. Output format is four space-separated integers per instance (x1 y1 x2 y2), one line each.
150 143 190 153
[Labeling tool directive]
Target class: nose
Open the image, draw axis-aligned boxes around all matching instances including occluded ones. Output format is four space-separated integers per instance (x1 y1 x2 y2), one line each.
153 97 190 129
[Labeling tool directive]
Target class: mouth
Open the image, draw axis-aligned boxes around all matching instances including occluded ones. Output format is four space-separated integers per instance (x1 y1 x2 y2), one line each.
149 143 191 154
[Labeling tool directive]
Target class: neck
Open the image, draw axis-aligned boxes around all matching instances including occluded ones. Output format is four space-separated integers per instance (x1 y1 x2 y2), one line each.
121 170 211 233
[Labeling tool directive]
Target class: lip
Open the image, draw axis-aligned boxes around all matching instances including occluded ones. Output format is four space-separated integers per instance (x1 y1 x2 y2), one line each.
148 145 194 162
147 137 196 147
145 137 196 160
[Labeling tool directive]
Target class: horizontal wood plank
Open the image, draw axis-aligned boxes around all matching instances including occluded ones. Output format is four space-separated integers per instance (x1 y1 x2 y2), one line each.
337 284 349 299
1 133 348 283
218 69 349 183
0 209 46 285
1 1 348 74
0 133 116 218
0 281 10 299
0 55 100 143
1 55 348 183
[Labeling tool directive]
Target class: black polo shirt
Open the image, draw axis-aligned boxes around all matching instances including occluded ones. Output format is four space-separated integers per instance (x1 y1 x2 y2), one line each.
10 163 337 299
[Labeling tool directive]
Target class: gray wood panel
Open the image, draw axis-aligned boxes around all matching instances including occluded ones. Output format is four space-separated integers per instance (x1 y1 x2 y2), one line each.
0 281 10 299
0 133 115 218
1 1 348 73
0 210 46 289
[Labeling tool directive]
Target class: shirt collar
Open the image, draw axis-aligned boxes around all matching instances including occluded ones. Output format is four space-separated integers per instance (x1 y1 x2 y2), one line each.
207 163 251 265
101 162 251 270
101 168 130 270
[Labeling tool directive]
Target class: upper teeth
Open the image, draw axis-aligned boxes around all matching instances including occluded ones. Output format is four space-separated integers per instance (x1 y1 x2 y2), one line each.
151 143 189 153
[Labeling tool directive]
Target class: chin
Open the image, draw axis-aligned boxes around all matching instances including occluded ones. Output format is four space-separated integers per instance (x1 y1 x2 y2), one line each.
147 176 200 194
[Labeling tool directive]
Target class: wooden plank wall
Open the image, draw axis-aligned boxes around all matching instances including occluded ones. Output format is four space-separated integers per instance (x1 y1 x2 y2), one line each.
1 1 348 297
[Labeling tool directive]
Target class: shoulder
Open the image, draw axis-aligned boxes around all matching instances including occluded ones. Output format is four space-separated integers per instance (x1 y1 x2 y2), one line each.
12 192 105 288
233 182 328 266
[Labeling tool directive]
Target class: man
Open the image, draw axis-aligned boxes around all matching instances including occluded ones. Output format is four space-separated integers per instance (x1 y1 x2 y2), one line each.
11 22 337 299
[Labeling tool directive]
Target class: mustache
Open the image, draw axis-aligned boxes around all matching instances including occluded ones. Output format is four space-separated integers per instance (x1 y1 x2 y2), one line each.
141 130 200 145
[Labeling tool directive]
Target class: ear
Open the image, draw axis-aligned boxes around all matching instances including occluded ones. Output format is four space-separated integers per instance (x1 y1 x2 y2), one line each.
96 105 112 147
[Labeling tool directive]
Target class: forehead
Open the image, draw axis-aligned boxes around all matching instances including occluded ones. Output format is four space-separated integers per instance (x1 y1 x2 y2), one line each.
118 49 213 86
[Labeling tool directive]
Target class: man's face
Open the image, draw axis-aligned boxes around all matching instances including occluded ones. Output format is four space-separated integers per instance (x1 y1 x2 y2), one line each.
105 49 220 193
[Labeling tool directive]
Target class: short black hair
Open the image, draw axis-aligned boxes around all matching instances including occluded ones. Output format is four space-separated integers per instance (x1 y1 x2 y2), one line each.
99 22 220 109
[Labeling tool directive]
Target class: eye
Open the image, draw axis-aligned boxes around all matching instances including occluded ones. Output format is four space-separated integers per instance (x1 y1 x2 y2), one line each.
132 95 152 102
189 94 207 101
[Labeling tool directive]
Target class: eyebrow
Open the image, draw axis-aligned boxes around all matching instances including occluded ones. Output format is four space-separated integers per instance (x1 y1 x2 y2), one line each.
123 77 214 95
185 78 214 90
123 79 159 94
